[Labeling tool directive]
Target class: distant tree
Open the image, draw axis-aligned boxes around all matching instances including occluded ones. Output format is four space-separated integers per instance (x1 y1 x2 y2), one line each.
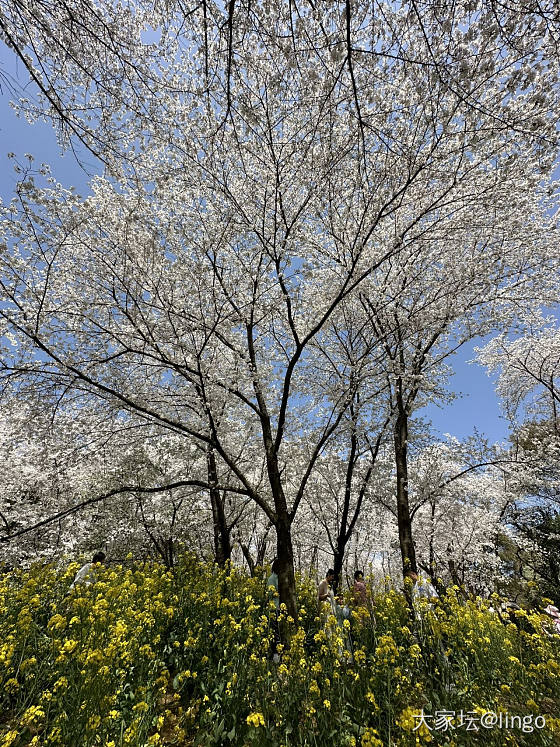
0 400 217 565
406 438 512 588
478 321 560 512
477 318 560 600
502 503 560 605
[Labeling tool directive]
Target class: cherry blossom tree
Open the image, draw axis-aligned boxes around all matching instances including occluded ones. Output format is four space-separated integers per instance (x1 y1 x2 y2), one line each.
1 0 559 616
477 316 560 507
0 395 217 565
477 316 560 599
357 174 559 573
407 438 512 589
478 316 560 430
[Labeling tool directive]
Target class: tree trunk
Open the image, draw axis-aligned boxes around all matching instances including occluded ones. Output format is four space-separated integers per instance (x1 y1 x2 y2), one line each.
332 427 357 593
207 447 231 566
255 528 269 569
448 556 461 587
309 545 318 575
239 542 255 576
332 548 344 595
394 407 417 575
276 512 298 620
331 404 383 593
239 523 271 576
262 434 298 619
165 537 175 569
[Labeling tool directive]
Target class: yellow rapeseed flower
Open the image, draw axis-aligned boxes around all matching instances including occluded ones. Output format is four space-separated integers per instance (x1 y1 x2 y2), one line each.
246 711 265 728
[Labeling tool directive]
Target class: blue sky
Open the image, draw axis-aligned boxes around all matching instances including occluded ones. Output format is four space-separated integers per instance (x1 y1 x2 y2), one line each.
0 44 509 445
419 338 506 444
0 89 94 197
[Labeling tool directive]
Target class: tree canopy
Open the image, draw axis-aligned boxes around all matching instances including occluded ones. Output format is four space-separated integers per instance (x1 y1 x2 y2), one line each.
1 0 559 614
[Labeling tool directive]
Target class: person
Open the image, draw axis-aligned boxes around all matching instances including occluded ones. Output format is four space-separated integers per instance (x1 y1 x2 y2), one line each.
543 604 560 636
266 558 280 611
318 568 337 618
69 551 106 590
405 570 439 606
318 569 352 660
352 570 367 606
266 559 281 662
351 569 375 627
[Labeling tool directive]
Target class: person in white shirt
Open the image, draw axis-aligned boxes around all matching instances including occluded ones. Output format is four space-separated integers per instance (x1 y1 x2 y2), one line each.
267 558 280 611
69 551 105 590
266 559 281 662
405 570 439 605
318 569 337 618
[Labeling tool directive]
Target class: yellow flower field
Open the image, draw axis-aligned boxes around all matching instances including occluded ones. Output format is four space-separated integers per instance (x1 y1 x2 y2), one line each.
0 556 558 746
